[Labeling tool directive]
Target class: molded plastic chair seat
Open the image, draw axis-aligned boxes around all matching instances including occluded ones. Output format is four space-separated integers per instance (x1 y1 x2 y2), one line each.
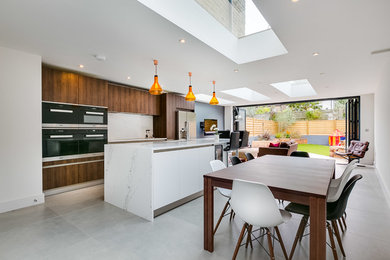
218 188 231 198
230 156 242 166
230 179 291 260
327 160 357 202
285 174 363 260
245 152 255 161
290 151 310 158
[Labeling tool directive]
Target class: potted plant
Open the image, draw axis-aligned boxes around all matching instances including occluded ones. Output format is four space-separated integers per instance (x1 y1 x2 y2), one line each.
210 125 219 142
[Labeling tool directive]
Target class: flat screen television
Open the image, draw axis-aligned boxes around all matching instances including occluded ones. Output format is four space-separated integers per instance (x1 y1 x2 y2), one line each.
204 119 218 135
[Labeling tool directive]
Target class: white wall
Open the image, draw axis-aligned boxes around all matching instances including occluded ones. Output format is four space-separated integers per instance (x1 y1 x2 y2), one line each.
224 106 233 131
0 46 43 213
360 94 375 164
108 112 153 141
375 62 390 204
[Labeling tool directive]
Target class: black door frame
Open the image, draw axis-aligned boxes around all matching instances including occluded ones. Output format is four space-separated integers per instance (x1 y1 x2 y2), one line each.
236 95 361 146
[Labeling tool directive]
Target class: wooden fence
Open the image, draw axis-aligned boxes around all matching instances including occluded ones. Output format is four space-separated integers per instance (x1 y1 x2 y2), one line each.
246 118 345 137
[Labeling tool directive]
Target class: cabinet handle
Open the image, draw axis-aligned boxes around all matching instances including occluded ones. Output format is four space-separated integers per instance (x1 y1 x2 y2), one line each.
49 135 73 139
85 111 104 115
50 109 73 113
85 134 104 138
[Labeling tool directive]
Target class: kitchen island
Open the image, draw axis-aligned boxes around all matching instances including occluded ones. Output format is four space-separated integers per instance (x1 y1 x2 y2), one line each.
104 138 228 221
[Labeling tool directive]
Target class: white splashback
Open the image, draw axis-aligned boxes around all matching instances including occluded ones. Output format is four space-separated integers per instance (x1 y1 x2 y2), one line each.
108 112 153 141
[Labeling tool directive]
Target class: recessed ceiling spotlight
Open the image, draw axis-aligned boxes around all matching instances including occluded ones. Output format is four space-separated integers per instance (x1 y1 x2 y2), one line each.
79 64 84 68
234 69 239 73
313 52 320 56
291 0 299 2
179 39 186 43
127 76 131 80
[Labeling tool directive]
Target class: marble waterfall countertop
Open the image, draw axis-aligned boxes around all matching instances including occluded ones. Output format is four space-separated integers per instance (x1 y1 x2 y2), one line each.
105 138 229 152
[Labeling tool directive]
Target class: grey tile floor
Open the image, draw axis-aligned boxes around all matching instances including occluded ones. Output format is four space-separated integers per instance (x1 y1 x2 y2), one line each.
1 164 390 259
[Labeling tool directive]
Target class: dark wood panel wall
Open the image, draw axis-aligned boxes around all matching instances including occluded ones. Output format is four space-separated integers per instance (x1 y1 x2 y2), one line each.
153 93 195 139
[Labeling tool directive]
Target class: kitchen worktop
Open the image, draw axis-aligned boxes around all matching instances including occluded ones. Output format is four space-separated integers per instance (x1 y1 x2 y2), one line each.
105 138 229 152
108 138 167 144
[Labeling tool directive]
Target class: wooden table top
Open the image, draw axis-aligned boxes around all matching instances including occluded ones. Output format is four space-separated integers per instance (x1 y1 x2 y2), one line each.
205 155 335 198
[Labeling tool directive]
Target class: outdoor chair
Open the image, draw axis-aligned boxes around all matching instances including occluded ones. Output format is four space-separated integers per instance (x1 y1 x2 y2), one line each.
335 140 369 163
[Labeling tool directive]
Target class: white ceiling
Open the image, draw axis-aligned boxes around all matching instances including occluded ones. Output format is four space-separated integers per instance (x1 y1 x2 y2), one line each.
0 0 389 106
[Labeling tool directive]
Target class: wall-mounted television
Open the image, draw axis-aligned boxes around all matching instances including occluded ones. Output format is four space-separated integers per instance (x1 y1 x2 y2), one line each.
204 119 218 135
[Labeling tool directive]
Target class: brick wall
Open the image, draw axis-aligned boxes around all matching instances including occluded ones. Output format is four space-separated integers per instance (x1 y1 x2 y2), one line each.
195 0 245 37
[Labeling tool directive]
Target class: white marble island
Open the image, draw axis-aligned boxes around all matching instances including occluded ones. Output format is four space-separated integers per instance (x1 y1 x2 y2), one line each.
104 138 228 221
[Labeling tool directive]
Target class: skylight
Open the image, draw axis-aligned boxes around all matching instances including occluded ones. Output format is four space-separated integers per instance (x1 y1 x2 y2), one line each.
221 87 270 101
137 0 287 64
270 79 317 98
195 0 270 38
195 94 234 105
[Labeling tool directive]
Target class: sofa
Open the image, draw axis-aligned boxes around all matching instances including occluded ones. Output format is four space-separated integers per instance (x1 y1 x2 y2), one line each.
257 141 298 157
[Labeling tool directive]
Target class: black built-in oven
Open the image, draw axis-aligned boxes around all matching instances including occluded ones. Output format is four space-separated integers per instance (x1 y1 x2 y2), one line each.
79 129 107 154
78 106 107 127
42 129 81 158
42 102 79 127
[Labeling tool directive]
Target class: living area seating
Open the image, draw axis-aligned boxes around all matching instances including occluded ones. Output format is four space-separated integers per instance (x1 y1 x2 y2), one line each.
257 141 298 157
335 140 370 163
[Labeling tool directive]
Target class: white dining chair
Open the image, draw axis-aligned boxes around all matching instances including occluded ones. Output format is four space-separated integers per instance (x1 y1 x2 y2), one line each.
230 179 291 260
209 160 234 234
328 159 358 202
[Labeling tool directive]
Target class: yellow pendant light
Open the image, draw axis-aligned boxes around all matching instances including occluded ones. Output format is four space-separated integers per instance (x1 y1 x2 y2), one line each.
149 59 163 95
185 72 196 101
209 80 219 105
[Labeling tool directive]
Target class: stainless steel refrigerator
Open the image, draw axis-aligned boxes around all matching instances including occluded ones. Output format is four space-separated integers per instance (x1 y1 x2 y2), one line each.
176 111 197 140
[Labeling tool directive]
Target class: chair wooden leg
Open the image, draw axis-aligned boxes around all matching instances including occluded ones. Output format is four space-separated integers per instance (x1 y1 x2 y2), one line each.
332 220 346 257
341 215 347 230
327 222 338 260
266 228 275 260
337 218 344 233
232 223 248 260
275 226 288 260
289 216 307 260
229 209 234 221
213 200 230 235
299 216 308 242
245 225 253 249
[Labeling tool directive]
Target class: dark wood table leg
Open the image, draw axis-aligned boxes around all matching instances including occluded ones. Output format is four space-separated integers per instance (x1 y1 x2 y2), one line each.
204 177 214 252
309 196 327 260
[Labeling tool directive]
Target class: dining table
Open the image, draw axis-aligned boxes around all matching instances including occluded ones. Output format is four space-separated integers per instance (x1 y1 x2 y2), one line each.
203 155 335 260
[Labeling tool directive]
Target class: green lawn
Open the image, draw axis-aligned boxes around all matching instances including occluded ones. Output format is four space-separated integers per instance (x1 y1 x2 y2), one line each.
297 144 330 156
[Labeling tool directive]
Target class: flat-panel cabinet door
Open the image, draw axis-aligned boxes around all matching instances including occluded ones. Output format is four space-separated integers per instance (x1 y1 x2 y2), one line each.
78 76 108 107
78 160 104 183
196 147 215 191
42 66 79 104
153 150 181 209
43 164 79 190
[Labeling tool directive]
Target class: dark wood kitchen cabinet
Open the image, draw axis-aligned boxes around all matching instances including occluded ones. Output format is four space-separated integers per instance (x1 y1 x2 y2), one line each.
42 156 104 190
107 83 160 116
78 75 108 107
42 66 108 107
42 66 79 104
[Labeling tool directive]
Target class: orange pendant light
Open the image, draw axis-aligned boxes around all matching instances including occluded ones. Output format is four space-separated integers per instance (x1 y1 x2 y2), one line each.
149 59 163 95
209 80 219 105
185 72 196 101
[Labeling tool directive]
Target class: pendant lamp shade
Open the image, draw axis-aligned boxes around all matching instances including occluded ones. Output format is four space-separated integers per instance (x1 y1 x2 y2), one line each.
209 80 219 105
149 59 163 95
185 72 196 101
